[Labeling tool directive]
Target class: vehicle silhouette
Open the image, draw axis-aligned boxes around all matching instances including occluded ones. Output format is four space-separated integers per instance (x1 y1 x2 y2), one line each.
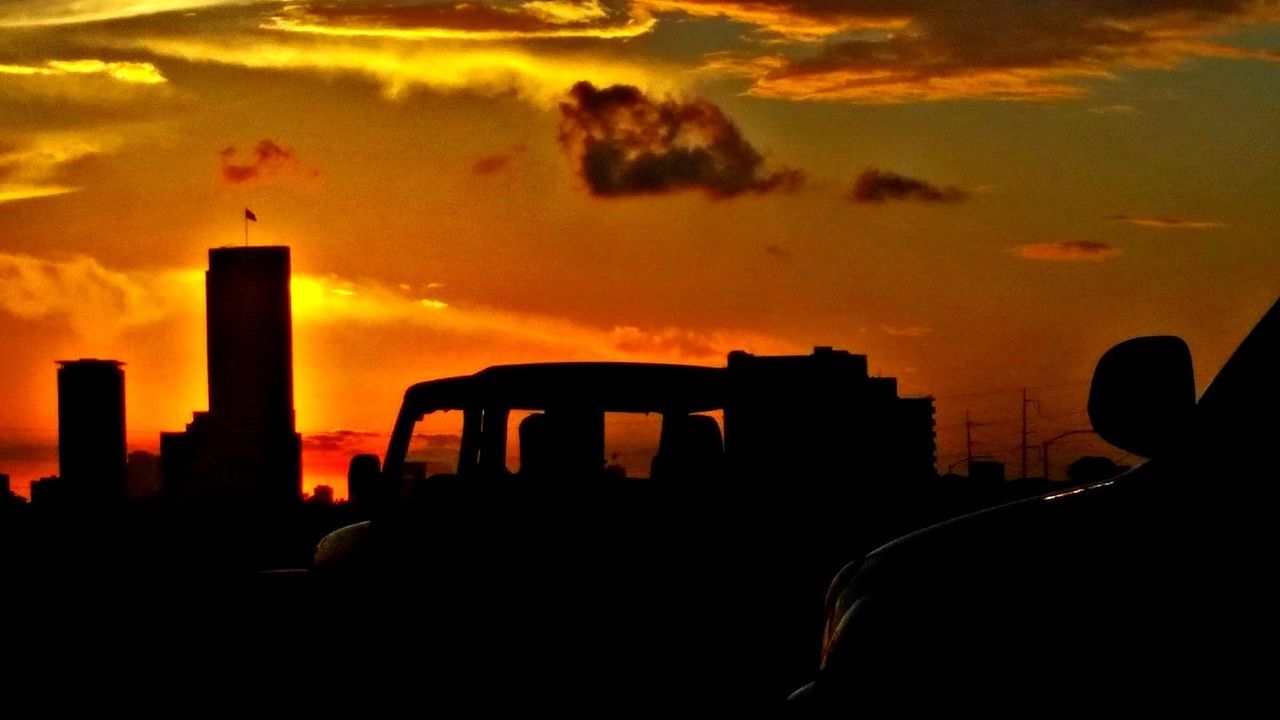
313 352 943 709
791 296 1279 711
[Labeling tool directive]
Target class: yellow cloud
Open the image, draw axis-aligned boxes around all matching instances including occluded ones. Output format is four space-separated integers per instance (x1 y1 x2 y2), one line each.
0 253 193 341
522 0 611 26
290 272 794 363
0 185 80 203
126 34 675 106
0 59 166 84
0 131 123 204
0 1 257 27
263 5 657 41
0 254 794 363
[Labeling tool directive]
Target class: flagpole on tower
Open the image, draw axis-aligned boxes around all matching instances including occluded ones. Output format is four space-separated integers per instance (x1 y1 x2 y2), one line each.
244 207 257 246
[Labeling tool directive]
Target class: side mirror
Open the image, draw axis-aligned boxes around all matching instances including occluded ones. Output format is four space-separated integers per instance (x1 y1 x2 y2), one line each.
1088 336 1195 459
347 453 381 512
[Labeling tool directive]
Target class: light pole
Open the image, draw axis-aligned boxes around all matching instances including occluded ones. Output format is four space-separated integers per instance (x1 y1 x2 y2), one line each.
947 455 994 475
1041 429 1096 481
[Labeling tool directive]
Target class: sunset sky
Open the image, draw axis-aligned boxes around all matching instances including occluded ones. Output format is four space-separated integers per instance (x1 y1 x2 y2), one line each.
2 1 1279 497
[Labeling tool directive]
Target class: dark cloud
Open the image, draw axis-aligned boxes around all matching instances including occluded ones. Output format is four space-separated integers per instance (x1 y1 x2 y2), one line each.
1089 104 1141 115
219 139 307 185
1015 241 1120 261
303 430 459 454
411 433 463 448
0 439 57 464
472 144 527 176
764 244 790 259
302 429 383 453
642 0 907 38
687 1 1280 101
557 81 803 198
849 168 968 203
1105 214 1222 228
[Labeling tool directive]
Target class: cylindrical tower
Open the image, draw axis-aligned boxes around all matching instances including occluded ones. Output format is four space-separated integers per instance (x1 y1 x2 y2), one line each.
57 359 126 502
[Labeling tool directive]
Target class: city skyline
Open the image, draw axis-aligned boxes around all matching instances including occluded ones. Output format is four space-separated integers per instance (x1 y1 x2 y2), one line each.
4 2 1280 495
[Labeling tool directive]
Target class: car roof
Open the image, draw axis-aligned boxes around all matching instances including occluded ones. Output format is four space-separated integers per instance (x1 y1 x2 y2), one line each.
402 362 728 415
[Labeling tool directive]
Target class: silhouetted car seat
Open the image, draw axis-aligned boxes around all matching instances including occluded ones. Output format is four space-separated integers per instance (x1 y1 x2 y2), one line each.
518 413 552 480
650 414 725 482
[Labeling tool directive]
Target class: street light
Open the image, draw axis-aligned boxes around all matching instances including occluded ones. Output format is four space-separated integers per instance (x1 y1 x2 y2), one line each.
1041 429 1097 481
947 455 994 475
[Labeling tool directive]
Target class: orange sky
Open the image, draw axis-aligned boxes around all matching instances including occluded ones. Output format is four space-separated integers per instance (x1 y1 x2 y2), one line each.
3 1 1279 497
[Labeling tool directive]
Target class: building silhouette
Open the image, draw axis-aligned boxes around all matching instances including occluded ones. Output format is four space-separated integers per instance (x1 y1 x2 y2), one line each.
307 484 335 505
724 347 936 487
161 246 302 507
0 473 22 510
56 359 127 505
968 460 1006 484
30 475 66 506
125 450 161 500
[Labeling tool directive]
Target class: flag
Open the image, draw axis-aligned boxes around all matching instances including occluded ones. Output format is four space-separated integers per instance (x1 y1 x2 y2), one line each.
245 208 257 222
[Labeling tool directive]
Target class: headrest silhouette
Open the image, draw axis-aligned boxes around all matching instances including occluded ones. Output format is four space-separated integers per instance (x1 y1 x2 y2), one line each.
518 413 552 478
651 414 724 482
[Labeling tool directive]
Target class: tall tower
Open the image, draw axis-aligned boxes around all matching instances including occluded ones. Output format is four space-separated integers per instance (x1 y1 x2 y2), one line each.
161 246 301 507
56 359 127 504
206 247 296 434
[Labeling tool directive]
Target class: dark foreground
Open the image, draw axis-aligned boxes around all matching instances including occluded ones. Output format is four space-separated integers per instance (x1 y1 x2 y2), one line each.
4 296 1277 713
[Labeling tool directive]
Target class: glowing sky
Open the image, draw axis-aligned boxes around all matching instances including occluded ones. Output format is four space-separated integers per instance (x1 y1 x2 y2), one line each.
3 1 1279 496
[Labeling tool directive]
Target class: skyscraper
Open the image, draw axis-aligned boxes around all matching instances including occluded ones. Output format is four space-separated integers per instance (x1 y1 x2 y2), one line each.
206 246 296 434
161 246 301 507
56 359 127 504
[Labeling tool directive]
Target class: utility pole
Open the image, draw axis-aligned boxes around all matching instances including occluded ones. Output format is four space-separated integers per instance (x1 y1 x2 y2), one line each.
965 410 973 469
965 411 994 477
1021 389 1027 480
1020 389 1040 479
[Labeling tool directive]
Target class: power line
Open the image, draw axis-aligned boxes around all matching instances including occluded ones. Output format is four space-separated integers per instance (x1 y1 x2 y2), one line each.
931 379 1090 401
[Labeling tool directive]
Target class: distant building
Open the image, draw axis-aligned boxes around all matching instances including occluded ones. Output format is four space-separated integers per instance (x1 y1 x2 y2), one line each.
307 484 335 505
0 472 13 508
969 460 1006 484
30 475 67 507
0 473 24 510
126 450 162 500
56 359 127 505
161 246 302 508
724 346 936 487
